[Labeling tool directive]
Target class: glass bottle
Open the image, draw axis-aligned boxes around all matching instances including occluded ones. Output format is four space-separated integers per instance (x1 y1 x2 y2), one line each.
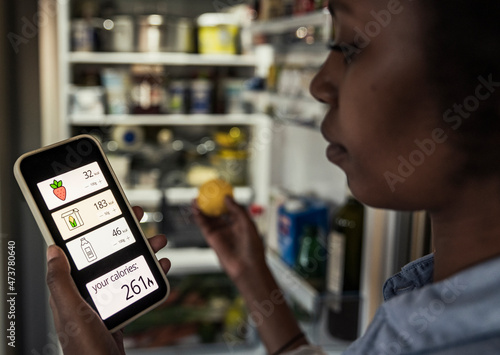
130 65 165 114
327 188 364 340
327 191 364 294
294 225 327 291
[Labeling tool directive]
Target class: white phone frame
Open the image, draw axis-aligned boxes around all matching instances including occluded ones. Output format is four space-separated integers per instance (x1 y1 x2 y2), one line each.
14 134 170 332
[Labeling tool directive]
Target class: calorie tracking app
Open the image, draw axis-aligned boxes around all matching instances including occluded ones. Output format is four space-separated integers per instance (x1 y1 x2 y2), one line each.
37 161 158 320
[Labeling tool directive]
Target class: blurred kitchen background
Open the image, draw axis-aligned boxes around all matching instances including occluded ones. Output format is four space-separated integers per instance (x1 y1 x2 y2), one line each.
0 0 432 354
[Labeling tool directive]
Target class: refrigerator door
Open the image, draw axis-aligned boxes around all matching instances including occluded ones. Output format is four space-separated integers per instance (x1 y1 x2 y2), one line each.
359 208 431 333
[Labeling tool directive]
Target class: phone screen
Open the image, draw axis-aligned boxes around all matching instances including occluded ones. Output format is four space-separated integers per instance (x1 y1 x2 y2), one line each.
15 135 168 331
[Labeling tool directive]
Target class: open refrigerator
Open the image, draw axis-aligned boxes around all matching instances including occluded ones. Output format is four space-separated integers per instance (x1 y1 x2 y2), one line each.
32 0 433 353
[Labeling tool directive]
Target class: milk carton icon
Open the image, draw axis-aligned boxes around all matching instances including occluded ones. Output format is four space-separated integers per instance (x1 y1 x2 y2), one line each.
81 238 97 262
61 209 84 231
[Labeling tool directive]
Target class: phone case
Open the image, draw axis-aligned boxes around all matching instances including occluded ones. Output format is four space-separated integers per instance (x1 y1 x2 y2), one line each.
14 134 169 332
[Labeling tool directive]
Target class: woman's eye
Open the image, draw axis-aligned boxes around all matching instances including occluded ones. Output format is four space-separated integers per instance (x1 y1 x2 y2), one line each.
327 40 360 64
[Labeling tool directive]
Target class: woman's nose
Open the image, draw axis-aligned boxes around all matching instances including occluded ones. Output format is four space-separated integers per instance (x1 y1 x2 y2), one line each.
309 51 341 108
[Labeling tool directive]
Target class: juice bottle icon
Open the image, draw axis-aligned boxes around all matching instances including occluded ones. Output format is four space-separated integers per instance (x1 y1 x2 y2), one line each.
81 238 97 262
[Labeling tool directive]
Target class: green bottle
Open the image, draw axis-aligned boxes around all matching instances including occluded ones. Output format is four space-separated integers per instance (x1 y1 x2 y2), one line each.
327 189 364 340
294 225 327 292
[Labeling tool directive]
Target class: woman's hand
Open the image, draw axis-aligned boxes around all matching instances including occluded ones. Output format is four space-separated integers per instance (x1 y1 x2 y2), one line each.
46 206 170 355
193 198 309 353
192 196 266 282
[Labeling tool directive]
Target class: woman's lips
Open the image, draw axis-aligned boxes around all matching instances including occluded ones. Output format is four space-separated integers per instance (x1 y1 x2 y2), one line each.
326 143 348 164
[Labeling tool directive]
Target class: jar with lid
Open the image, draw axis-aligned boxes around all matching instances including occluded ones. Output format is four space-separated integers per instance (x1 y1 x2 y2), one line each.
190 79 213 114
110 16 134 52
130 65 166 114
197 13 240 55
165 17 195 53
137 14 168 52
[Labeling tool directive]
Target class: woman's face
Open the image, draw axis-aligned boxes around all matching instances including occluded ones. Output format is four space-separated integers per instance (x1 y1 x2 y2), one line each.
311 0 461 210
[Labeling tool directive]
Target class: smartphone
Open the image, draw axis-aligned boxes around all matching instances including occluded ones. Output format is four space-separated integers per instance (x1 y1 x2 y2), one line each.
14 134 169 332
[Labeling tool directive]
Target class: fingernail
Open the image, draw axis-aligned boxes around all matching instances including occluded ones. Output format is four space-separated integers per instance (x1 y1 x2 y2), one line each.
46 245 59 262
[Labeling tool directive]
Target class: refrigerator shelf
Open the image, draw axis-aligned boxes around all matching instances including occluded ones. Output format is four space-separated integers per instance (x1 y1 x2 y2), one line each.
266 250 320 314
125 187 254 206
156 247 221 276
68 113 271 127
68 51 257 66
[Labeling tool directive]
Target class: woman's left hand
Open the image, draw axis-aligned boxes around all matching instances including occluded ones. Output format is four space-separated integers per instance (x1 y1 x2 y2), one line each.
46 206 170 355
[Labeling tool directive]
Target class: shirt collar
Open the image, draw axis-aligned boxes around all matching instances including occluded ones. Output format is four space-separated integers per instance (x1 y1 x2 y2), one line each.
383 253 435 301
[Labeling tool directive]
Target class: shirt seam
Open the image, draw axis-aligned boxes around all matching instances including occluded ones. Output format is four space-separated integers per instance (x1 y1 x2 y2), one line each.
404 330 500 355
401 259 434 273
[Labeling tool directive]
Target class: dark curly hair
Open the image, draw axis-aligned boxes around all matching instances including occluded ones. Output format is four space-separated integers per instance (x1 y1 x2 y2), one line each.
424 1 500 175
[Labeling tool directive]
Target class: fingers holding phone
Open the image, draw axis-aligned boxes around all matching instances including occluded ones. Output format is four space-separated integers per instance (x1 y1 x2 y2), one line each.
15 135 170 332
46 245 126 355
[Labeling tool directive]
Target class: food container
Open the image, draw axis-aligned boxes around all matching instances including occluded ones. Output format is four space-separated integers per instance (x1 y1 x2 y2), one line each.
223 79 246 114
166 17 195 53
190 79 213 114
168 80 187 114
111 125 145 151
71 19 95 51
130 65 166 114
100 68 130 114
197 13 239 55
69 86 105 117
278 198 329 267
259 0 285 20
186 164 220 187
137 15 167 52
214 127 247 149
110 16 134 52
211 149 248 186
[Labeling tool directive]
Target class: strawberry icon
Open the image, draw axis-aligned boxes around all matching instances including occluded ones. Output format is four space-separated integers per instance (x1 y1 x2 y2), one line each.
50 180 66 201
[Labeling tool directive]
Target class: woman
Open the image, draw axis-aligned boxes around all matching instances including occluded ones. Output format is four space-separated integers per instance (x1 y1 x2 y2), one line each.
46 0 500 353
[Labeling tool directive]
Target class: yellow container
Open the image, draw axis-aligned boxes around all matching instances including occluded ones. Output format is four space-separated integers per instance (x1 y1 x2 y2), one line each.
197 13 239 55
214 127 247 148
211 149 248 186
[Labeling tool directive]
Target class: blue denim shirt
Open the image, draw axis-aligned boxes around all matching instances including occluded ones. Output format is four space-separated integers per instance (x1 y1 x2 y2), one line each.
342 254 500 354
